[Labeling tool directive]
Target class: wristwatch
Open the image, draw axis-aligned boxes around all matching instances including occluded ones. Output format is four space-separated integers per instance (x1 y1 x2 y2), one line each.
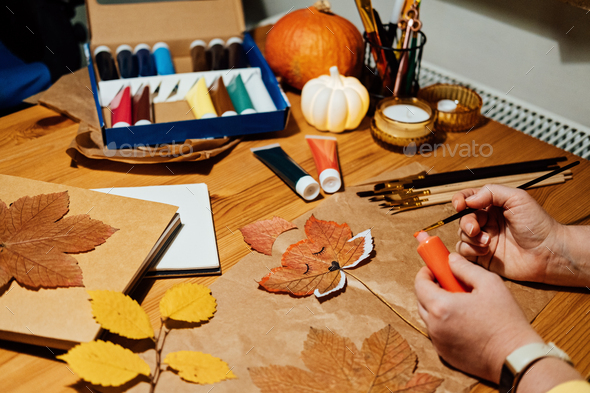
499 342 573 393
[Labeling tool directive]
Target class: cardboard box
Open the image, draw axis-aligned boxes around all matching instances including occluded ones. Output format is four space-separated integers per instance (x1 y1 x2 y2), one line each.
84 0 290 149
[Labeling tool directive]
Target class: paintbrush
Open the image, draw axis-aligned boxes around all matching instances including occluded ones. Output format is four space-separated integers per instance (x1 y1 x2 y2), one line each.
366 170 572 199
418 161 580 232
378 174 571 208
356 157 568 196
374 157 566 191
354 0 393 90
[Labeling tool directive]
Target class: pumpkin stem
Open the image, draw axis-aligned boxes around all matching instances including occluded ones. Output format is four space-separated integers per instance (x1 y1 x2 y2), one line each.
313 0 332 14
329 66 343 87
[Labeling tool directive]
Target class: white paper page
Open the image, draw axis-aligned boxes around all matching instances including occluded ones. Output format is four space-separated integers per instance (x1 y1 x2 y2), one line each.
93 184 219 271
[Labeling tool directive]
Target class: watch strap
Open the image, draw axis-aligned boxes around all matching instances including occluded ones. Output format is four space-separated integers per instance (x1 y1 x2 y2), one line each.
499 342 573 393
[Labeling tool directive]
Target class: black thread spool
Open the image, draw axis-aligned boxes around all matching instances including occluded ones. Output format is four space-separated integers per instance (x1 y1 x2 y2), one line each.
361 29 427 114
93 46 119 81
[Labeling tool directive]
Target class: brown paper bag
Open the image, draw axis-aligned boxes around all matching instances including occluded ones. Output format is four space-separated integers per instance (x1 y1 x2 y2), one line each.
118 163 555 393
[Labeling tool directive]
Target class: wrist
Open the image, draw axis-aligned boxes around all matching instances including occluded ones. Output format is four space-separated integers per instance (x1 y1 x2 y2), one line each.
544 223 569 284
516 356 582 393
545 225 590 286
489 328 544 383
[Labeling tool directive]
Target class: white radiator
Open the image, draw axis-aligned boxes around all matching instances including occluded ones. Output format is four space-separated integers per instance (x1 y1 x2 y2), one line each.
419 61 590 159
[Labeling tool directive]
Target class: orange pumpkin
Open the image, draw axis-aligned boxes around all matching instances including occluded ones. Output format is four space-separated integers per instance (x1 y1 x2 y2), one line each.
265 1 364 90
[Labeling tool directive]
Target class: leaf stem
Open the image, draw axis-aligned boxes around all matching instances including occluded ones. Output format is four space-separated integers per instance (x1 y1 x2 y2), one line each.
150 318 171 393
344 270 430 339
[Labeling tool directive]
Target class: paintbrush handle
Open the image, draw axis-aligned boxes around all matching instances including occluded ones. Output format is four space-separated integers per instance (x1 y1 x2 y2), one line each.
355 0 393 89
415 171 572 195
418 175 569 204
517 161 578 189
438 162 579 226
373 157 568 191
393 174 570 215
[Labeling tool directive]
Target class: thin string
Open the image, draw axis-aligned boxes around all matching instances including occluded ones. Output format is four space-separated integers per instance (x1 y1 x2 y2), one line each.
344 270 430 339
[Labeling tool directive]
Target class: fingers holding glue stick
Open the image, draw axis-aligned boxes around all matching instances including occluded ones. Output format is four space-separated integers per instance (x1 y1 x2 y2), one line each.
414 230 467 293
415 253 543 383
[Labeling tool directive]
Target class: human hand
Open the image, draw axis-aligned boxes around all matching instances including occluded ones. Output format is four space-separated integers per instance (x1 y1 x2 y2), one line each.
452 184 564 284
415 253 543 383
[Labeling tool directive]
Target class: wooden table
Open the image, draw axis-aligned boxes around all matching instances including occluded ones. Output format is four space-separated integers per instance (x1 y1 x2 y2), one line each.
0 94 589 391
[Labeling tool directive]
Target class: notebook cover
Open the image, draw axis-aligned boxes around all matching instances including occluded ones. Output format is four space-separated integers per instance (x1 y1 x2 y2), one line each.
0 174 178 349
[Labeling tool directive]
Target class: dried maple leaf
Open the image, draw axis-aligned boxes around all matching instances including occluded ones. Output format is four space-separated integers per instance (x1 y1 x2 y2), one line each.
0 191 118 289
250 325 443 393
258 215 372 298
240 216 297 255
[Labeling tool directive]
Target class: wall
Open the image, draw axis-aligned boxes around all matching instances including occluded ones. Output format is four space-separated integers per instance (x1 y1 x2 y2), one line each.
243 0 590 128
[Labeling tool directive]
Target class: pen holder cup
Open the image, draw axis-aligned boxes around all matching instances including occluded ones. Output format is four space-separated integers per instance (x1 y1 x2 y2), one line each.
362 30 427 114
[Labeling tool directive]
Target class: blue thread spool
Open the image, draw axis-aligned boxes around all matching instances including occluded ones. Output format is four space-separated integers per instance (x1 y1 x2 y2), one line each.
134 43 156 77
153 42 175 75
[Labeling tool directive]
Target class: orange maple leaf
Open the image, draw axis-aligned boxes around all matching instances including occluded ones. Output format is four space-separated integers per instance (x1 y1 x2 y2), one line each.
0 191 118 289
250 324 443 393
240 216 297 255
258 215 372 298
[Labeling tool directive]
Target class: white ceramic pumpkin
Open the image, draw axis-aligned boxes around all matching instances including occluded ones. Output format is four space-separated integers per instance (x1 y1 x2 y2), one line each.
301 66 369 133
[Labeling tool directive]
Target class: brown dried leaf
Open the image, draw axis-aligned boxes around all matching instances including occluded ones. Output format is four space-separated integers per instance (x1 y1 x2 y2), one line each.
240 216 297 255
258 215 372 298
0 191 118 289
250 325 443 393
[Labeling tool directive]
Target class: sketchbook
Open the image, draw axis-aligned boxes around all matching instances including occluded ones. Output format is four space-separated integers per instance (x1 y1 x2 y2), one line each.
0 174 179 349
93 184 221 277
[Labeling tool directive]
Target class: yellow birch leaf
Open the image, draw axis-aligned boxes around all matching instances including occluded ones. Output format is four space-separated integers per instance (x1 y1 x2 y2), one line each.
164 351 237 384
57 340 151 386
159 283 216 322
87 290 154 339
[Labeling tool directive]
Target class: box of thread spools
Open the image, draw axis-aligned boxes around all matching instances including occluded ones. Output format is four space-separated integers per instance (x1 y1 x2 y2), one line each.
84 0 290 149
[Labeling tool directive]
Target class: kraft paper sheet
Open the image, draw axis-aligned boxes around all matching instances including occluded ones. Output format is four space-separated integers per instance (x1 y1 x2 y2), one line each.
125 163 555 393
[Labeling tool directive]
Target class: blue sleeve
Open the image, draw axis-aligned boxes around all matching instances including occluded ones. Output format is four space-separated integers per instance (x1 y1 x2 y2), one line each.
0 41 51 109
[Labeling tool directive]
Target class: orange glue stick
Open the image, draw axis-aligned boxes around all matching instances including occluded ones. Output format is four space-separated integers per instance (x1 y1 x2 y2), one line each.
414 231 466 293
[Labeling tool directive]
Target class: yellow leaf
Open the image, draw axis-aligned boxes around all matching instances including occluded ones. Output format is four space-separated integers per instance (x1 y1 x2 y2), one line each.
164 351 236 384
159 283 216 322
88 290 154 340
57 340 151 386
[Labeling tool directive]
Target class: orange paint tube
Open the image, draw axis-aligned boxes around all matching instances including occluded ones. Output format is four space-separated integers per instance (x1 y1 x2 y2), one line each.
305 135 341 193
414 231 467 293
